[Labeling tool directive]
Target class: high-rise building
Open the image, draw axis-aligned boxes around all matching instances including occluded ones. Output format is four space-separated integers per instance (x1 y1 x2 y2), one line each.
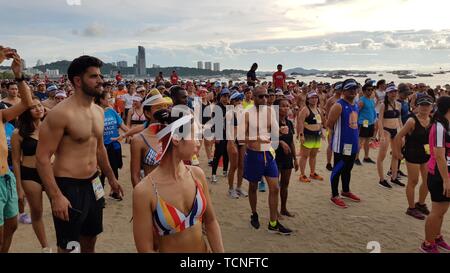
135 46 146 76
152 64 160 68
213 62 220 72
197 61 203 70
117 61 128 68
21 59 26 69
36 59 43 67
205 62 212 70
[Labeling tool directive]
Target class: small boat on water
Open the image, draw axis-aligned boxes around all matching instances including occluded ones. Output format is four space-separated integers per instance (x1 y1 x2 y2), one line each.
378 74 384 77
398 74 417 79
330 75 343 79
416 73 433 77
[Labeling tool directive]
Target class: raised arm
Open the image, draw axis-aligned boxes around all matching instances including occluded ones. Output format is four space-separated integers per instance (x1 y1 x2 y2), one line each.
2 53 33 122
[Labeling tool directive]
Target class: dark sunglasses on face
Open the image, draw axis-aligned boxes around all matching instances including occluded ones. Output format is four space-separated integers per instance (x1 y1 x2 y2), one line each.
258 94 269 99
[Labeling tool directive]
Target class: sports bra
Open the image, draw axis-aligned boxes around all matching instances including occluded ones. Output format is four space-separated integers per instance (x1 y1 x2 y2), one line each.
152 167 207 236
305 106 321 125
139 133 159 166
131 110 146 125
383 102 400 119
21 136 38 157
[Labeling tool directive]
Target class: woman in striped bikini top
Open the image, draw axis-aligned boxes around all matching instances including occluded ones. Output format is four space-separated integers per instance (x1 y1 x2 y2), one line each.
132 114 224 253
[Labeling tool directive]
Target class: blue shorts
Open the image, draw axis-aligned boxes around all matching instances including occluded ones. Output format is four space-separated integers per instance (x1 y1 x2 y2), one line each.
243 149 279 183
0 171 19 226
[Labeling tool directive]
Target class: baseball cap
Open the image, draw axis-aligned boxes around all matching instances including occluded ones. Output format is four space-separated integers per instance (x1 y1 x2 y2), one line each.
416 95 434 106
219 88 230 97
55 91 67 98
47 85 58 93
342 79 358 91
334 81 343 90
214 81 221 88
307 91 319 98
230 92 244 101
385 83 398 93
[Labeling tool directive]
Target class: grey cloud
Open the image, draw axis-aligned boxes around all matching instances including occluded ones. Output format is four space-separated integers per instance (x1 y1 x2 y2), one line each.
82 23 105 37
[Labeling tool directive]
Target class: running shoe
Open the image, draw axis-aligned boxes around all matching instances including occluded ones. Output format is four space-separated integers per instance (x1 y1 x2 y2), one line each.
415 203 430 216
387 170 392 177
211 175 218 183
398 170 408 177
406 208 425 220
228 189 239 199
223 170 228 177
330 197 348 209
391 178 405 187
379 180 392 189
19 213 32 224
258 181 266 192
435 236 450 251
109 192 123 201
236 187 248 197
42 247 53 253
299 175 311 183
420 242 439 253
341 192 361 202
250 213 260 229
355 159 362 166
326 163 333 171
310 173 324 181
363 158 376 164
268 221 292 235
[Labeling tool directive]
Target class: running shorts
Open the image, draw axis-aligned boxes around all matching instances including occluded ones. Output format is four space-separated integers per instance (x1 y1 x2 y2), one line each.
0 171 18 226
243 149 279 182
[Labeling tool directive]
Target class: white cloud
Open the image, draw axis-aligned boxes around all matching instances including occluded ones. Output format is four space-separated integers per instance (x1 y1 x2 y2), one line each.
82 23 105 37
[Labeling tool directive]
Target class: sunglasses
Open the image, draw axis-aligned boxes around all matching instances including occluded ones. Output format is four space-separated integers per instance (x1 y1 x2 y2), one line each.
258 94 269 99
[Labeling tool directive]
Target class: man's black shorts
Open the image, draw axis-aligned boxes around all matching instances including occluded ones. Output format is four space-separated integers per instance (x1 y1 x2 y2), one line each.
53 173 104 249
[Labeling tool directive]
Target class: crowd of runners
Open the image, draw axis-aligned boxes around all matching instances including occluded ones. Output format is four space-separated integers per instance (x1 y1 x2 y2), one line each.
0 46 450 253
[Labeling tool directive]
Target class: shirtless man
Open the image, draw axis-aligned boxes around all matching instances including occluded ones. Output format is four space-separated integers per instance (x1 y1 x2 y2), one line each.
324 82 343 171
41 84 58 109
36 55 123 253
243 86 292 235
1 83 21 107
0 48 33 252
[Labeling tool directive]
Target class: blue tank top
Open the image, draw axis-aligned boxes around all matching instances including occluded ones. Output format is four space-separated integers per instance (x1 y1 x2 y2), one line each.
332 99 359 155
358 96 376 125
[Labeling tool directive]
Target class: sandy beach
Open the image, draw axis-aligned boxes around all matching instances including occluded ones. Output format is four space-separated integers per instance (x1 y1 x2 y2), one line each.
10 140 450 253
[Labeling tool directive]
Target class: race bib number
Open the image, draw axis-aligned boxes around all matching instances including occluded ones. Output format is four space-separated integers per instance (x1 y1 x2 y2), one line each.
424 144 430 155
363 120 369 128
315 114 322 124
92 177 105 201
343 144 352 156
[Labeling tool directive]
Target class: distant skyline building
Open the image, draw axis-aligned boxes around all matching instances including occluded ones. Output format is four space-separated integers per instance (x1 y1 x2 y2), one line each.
152 64 160 68
197 61 203 69
117 61 128 68
213 62 220 72
46 69 59 77
36 59 43 67
205 61 212 70
135 46 146 76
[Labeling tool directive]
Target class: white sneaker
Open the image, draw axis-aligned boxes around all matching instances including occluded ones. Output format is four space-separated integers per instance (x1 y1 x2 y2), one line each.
223 170 228 177
211 175 218 183
228 189 239 199
42 247 53 253
236 187 248 197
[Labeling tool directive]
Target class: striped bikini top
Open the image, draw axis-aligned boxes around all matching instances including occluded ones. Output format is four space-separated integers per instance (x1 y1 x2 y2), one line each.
152 168 207 236
139 134 158 166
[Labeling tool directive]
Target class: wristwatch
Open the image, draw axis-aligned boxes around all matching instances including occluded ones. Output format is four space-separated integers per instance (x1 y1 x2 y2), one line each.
15 74 25 82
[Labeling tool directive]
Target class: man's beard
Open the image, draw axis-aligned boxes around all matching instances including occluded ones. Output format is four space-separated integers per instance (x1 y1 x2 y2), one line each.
81 81 103 97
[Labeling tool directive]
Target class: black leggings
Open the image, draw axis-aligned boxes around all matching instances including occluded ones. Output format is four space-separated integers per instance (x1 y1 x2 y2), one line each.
100 143 122 187
212 140 229 175
330 152 356 198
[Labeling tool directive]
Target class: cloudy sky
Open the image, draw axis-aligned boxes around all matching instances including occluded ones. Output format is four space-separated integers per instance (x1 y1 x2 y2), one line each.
2 0 450 71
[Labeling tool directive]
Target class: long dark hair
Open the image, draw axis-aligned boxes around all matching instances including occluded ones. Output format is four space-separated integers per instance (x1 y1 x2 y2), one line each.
250 63 258 72
17 97 39 138
431 96 450 130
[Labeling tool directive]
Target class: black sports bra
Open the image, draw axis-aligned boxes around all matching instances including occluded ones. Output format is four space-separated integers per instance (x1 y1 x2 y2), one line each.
21 136 38 157
305 106 321 125
383 102 400 119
